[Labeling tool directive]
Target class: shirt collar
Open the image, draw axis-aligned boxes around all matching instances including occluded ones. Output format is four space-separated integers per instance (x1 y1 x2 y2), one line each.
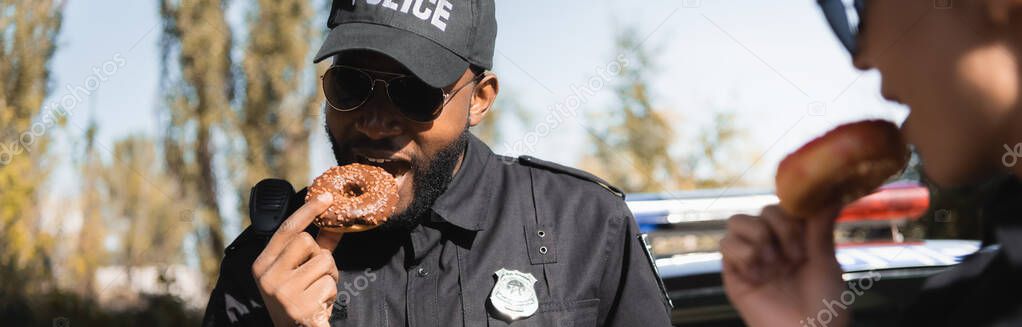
429 133 497 231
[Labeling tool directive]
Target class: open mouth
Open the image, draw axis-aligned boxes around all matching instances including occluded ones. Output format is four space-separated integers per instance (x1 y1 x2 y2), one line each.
353 151 412 192
357 155 410 176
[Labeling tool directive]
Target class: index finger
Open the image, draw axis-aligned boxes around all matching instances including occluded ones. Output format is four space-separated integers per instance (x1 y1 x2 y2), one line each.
263 192 333 259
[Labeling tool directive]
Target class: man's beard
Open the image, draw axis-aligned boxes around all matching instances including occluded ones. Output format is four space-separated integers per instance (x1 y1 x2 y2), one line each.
326 126 470 231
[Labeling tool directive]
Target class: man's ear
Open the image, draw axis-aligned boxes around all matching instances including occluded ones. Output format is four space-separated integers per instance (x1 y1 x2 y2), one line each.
468 72 499 127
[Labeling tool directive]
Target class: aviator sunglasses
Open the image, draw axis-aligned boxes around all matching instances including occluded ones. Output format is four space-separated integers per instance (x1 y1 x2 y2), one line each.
321 65 482 123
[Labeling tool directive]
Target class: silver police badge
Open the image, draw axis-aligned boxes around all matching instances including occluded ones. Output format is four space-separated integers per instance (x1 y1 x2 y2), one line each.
489 268 539 321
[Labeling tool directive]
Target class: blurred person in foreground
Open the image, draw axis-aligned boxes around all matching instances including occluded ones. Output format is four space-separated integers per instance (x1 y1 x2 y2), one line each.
202 0 673 326
722 1 1022 326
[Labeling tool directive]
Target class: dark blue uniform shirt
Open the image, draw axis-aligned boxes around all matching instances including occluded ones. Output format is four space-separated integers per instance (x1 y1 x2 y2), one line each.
902 178 1022 326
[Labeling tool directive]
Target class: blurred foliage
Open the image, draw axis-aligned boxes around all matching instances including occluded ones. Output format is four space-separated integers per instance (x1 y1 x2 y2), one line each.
158 0 235 286
158 0 326 287
97 135 195 270
235 0 325 231
64 115 107 298
2 291 200 327
475 88 533 146
582 27 746 193
0 1 201 321
2 0 329 320
0 0 63 297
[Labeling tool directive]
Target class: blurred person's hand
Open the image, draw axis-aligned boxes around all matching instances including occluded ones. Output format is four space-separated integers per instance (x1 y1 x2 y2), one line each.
720 205 848 327
252 193 342 327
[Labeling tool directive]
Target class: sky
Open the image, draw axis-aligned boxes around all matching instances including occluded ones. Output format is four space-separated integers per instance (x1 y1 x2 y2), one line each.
42 0 907 239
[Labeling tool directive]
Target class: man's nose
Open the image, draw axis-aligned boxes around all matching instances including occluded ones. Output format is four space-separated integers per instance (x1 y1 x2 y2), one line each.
353 90 404 140
852 51 872 71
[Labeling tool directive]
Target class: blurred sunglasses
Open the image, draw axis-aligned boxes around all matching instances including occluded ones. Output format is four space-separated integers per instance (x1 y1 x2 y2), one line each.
818 0 865 55
321 65 482 123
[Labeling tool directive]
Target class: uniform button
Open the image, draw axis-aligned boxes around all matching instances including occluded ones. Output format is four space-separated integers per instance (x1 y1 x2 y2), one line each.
417 267 429 277
539 246 548 254
537 230 546 238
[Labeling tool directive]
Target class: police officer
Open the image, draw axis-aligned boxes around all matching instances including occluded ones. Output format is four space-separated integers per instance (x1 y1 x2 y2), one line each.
202 0 673 326
721 1 1022 326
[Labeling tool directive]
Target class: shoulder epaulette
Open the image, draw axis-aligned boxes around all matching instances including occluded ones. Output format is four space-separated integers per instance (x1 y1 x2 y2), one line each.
517 155 625 199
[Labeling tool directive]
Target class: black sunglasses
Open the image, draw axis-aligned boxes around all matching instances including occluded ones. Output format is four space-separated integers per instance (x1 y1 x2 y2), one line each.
321 65 482 123
818 0 865 55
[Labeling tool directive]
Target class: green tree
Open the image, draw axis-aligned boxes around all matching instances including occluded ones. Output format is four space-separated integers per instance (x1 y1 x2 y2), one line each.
583 27 688 193
235 0 322 213
582 27 745 193
159 0 326 287
65 113 108 297
0 0 64 297
158 0 235 284
689 110 744 189
98 135 194 269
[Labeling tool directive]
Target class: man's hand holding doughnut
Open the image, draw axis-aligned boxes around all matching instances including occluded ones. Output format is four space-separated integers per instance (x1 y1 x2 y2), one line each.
721 121 908 327
252 164 397 326
251 192 342 327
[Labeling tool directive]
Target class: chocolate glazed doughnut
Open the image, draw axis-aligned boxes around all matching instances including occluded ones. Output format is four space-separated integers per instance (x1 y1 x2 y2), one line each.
306 164 399 233
776 120 909 218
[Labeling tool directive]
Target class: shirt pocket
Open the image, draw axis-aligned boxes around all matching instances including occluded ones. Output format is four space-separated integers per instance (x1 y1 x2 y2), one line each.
486 298 600 327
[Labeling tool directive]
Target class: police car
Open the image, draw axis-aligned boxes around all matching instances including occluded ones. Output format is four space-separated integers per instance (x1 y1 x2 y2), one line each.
632 182 981 326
